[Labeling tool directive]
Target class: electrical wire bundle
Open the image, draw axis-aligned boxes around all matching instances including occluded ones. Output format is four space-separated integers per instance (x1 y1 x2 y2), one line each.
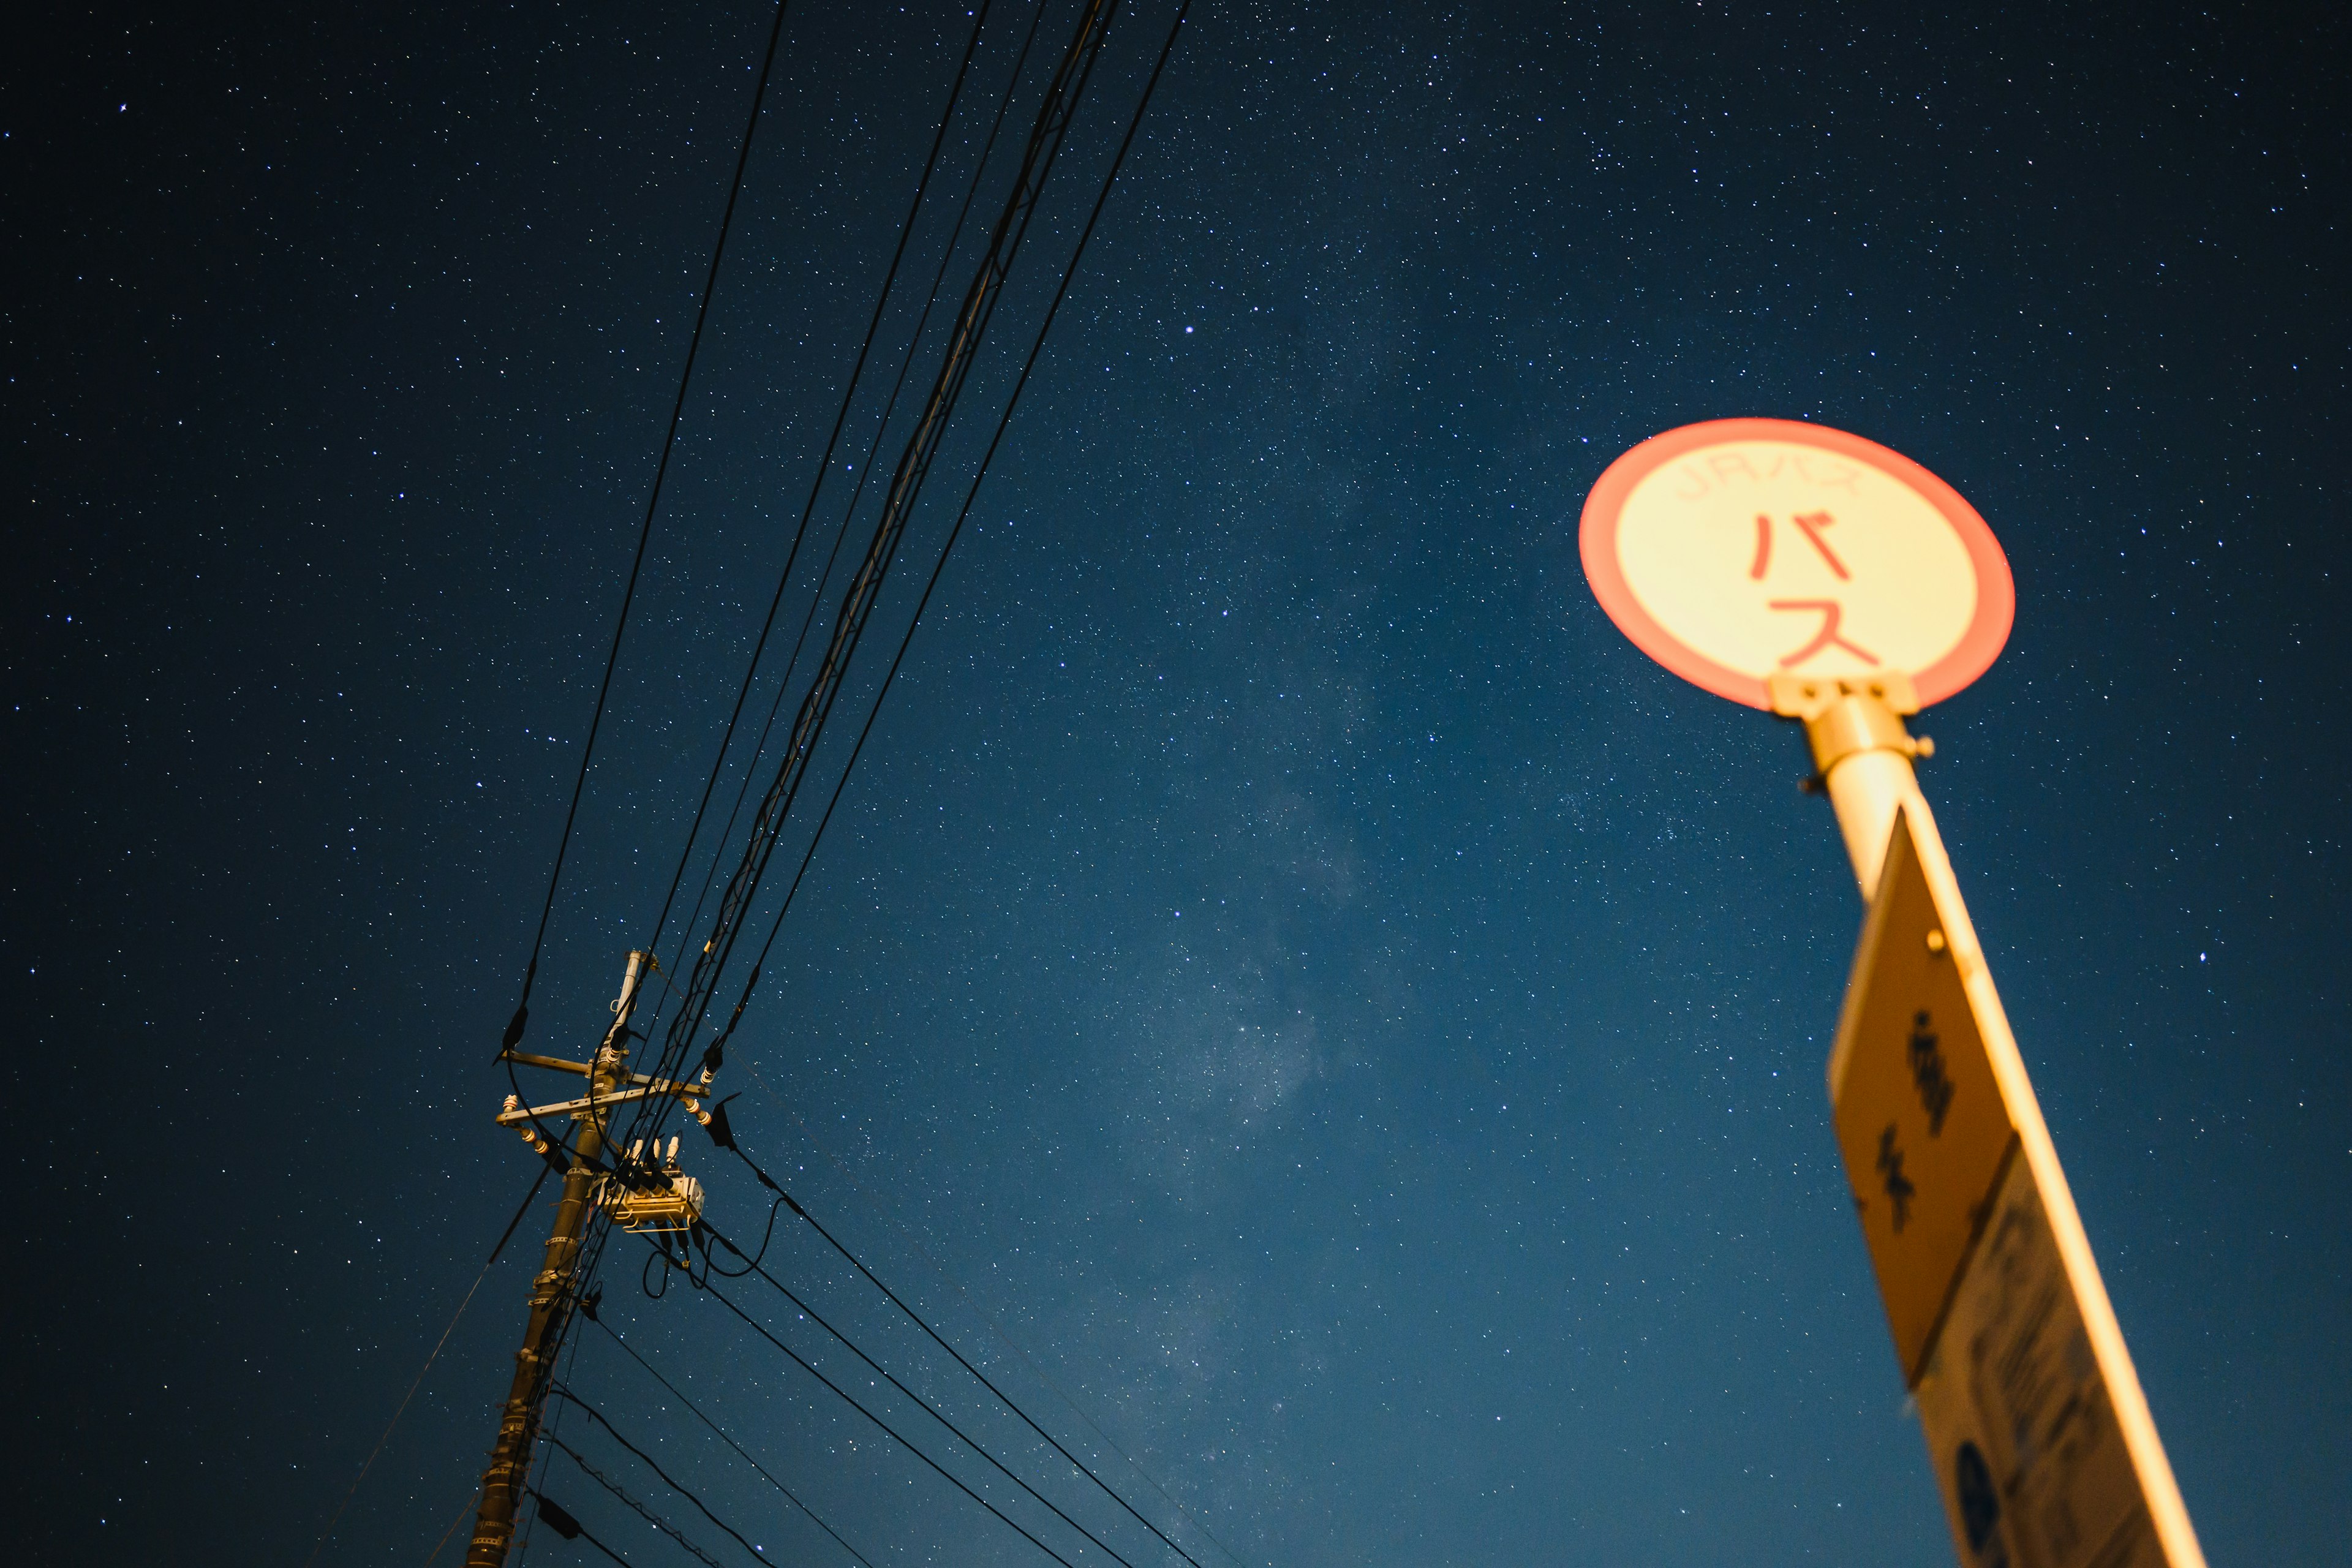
437 2 1238 1566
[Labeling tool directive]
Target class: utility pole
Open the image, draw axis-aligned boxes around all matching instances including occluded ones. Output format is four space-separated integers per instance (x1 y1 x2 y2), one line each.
466 952 645 1568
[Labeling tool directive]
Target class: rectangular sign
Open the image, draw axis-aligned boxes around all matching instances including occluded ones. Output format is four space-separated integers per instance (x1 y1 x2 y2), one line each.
1828 805 2197 1568
1827 812 2017 1382
1915 1152 2159 1568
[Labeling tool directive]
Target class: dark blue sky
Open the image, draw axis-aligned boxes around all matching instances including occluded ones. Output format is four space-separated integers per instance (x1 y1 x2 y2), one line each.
11 2 2347 1564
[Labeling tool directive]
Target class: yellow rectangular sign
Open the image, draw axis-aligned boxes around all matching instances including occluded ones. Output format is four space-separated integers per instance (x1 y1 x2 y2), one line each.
1827 810 2016 1384
1829 804 2190 1568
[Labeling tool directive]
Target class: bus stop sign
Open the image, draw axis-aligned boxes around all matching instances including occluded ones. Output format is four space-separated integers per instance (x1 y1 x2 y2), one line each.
1579 418 2013 708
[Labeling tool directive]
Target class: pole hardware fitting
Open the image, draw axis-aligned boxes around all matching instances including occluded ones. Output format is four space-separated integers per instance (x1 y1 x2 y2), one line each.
1768 671 1934 785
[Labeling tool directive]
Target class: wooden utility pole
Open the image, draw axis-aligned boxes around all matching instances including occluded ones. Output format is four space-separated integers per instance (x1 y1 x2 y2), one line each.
466 952 644 1568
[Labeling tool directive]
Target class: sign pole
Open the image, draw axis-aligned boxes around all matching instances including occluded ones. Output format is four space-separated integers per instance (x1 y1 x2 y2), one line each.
1768 671 1931 900
1777 673 2204 1568
1578 419 2206 1568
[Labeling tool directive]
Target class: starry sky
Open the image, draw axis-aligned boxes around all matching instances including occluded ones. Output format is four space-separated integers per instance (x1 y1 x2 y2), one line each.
11 2 2350 1564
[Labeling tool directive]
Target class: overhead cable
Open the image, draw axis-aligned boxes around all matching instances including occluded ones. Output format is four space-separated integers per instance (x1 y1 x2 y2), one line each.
612 0 1125 1182
699 40 1262 1556
546 1432 726 1568
723 1138 1208 1568
742 1060 1257 1568
529 21 1212 1568
502 0 795 1052
584 1313 878 1568
635 0 1003 1014
551 1384 769 1567
725 0 1194 1043
698 1218 1143 1568
650 0 1054 1020
693 1268 1087 1568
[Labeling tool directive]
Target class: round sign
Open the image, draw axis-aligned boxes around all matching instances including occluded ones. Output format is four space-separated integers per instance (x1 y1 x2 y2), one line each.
1579 418 2013 709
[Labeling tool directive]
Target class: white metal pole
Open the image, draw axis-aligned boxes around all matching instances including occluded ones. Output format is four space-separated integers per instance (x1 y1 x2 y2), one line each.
1780 675 2206 1568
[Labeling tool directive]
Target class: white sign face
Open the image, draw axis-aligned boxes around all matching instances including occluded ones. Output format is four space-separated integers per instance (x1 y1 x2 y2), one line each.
1581 419 2014 709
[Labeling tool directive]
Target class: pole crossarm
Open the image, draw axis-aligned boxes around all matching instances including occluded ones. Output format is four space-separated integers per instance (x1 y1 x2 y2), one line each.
500 1050 597 1075
496 1080 705 1127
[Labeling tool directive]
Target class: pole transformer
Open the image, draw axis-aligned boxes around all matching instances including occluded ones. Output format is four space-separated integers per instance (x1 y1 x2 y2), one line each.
466 952 646 1568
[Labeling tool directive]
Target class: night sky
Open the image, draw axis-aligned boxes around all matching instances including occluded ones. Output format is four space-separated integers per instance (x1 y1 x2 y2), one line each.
12 2 2350 1564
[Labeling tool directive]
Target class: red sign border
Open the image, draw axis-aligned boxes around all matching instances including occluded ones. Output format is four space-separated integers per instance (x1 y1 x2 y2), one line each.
1579 418 2015 709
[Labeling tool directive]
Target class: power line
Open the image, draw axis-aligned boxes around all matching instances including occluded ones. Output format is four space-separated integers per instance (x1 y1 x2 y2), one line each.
551 1384 769 1567
722 0 1194 1059
710 21 1248 1555
737 1058 1254 1568
725 1140 1208 1568
583 1312 878 1568
693 1268 1087 1568
647 0 1052 1034
635 0 1004 1012
603 0 1126 1210
699 1218 1144 1568
545 1436 723 1568
483 3 1022 1537
497 16 1218 1568
503 0 796 1054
